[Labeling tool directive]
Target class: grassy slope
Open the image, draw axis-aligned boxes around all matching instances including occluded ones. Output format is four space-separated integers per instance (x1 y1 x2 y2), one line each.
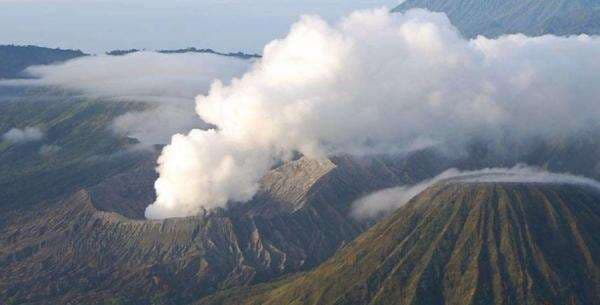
198 182 600 305
0 86 148 210
0 45 86 79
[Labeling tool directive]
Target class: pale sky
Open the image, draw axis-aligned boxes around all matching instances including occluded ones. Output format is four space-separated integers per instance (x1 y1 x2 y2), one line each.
0 0 394 54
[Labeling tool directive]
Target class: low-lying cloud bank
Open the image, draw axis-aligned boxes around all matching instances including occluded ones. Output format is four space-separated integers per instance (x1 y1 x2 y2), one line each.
145 8 600 219
351 165 600 219
1 52 252 146
2 126 44 143
21 52 250 99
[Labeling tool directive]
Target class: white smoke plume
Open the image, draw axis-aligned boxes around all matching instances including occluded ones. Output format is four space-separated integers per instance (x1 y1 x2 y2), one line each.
351 165 600 219
2 126 44 143
146 8 600 219
110 101 206 145
2 52 252 145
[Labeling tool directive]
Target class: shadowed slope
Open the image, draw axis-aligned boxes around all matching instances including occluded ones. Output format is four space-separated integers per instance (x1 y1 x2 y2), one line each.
393 0 600 37
199 181 600 305
0 45 86 79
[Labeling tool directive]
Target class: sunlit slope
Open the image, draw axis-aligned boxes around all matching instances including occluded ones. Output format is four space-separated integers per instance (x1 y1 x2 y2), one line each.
199 181 600 305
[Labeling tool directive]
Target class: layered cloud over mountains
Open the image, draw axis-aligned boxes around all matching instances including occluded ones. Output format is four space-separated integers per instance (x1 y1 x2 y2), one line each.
351 165 600 219
2 52 252 145
145 8 600 219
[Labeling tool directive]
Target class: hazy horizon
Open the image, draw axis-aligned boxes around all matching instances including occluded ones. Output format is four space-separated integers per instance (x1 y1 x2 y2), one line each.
0 0 393 54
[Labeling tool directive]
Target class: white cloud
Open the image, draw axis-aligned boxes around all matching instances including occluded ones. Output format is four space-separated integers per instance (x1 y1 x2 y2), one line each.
351 165 600 219
110 102 211 146
21 52 251 100
2 127 44 143
1 51 252 146
350 182 432 220
144 8 600 219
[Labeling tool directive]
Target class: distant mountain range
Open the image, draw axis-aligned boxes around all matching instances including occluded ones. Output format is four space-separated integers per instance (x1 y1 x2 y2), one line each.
3 0 599 80
0 45 259 80
4 0 599 80
393 0 600 37
108 47 261 59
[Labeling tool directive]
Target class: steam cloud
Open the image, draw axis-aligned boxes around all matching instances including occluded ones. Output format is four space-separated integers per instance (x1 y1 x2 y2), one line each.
351 165 600 219
3 52 251 145
2 126 44 143
146 8 600 219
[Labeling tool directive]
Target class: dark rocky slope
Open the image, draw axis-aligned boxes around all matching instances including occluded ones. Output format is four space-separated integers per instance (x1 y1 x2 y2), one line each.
0 152 446 305
4 127 600 304
199 180 600 305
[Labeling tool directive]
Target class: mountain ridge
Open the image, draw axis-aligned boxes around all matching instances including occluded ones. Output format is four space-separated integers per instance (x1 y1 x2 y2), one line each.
0 153 448 304
0 44 260 81
196 180 600 305
393 0 600 37
0 45 86 79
